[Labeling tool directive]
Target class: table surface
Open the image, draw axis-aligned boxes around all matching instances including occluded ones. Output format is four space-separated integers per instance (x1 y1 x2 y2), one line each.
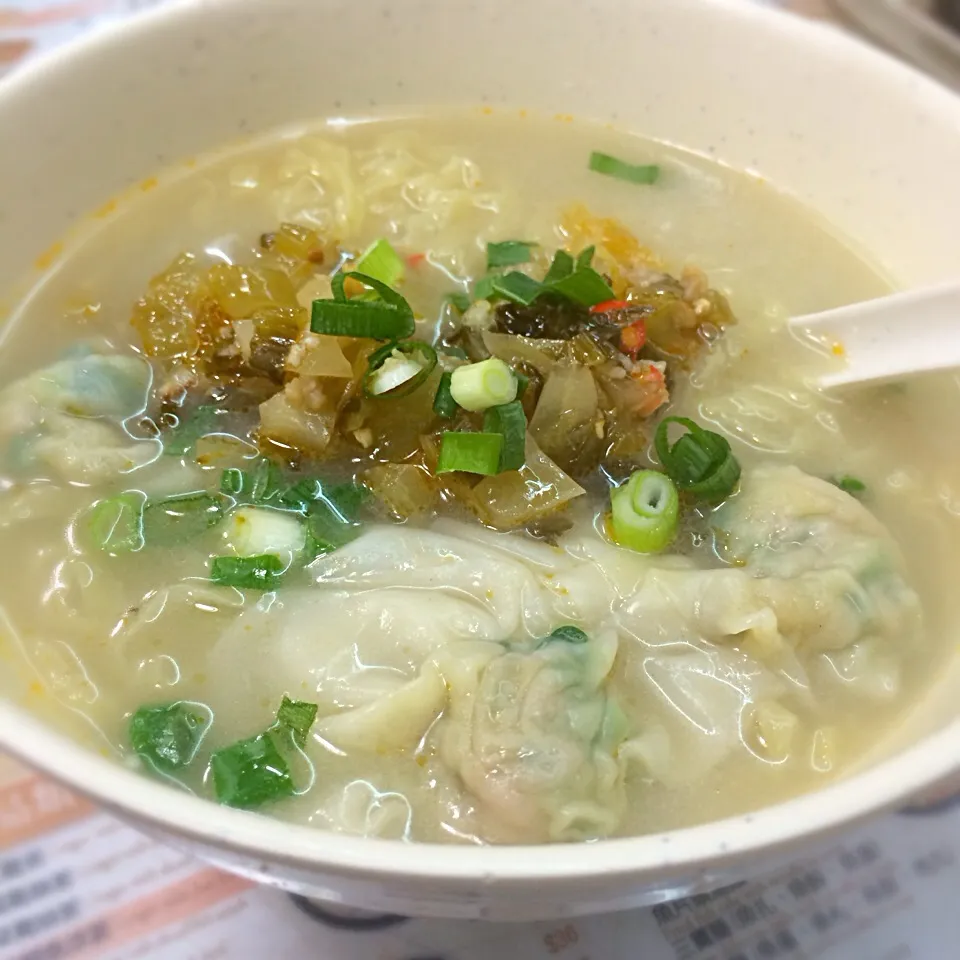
1 2 959 959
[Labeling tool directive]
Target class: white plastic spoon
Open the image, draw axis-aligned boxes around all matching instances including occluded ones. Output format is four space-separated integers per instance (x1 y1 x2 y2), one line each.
789 281 960 390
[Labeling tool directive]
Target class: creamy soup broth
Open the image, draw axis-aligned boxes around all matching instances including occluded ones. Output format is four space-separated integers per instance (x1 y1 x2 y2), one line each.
1 114 958 844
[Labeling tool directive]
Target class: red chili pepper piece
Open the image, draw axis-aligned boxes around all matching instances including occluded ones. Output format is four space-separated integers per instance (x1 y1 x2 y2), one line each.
589 298 631 314
406 252 427 267
620 319 647 358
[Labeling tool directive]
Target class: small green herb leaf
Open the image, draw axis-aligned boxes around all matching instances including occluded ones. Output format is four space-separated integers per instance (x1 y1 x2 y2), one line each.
210 731 294 809
164 405 229 457
129 701 212 772
832 475 867 498
85 491 145 553
277 696 319 748
538 625 589 646
141 492 224 545
210 554 287 590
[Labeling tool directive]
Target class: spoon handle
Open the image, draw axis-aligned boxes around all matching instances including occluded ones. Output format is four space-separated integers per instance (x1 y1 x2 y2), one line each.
790 282 960 390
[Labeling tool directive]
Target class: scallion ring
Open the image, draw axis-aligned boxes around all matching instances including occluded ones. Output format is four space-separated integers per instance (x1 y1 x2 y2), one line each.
312 271 416 340
654 416 741 502
610 470 679 553
449 357 518 412
362 340 438 399
331 271 413 317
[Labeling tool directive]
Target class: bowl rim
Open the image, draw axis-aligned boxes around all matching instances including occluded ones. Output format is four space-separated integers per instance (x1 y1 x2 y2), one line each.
1 0 959 885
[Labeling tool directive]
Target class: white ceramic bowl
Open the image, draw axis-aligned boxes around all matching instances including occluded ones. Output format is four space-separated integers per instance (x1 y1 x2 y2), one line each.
0 0 959 922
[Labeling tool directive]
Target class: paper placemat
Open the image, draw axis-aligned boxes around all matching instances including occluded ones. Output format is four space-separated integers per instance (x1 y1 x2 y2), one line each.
1 750 958 959
2 2 959 958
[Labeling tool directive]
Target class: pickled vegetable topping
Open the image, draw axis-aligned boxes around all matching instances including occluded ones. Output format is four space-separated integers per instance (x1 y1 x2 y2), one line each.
117 208 735 555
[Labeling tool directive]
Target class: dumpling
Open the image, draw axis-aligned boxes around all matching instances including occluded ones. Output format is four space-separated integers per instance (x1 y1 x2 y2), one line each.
714 465 921 655
717 463 897 577
0 353 153 424
206 522 648 735
0 354 160 482
316 663 447 754
307 519 650 637
614 568 796 785
203 466 920 839
608 465 921 785
432 632 630 843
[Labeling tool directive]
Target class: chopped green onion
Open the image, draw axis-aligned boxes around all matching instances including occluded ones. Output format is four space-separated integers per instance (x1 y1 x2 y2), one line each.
164 405 227 457
85 491 145 553
224 469 365 546
210 553 287 590
141 492 223 545
433 371 457 418
449 357 518 412
447 292 472 313
210 731 293 809
491 272 544 306
576 245 596 269
472 246 612 309
249 459 284 501
546 265 614 307
306 513 360 558
589 151 661 185
832 475 866 498
654 417 741 502
223 459 301 509
483 401 527 472
473 275 496 301
514 370 530 400
362 340 438 399
312 271 414 339
354 238 405 288
275 477 324 512
323 481 370 523
543 249 575 285
610 470 679 553
331 271 412 313
487 240 537 270
129 701 211 772
220 468 245 497
436 432 504 475
276 696 318 748
304 484 367 559
538 625 589 647
310 299 414 340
